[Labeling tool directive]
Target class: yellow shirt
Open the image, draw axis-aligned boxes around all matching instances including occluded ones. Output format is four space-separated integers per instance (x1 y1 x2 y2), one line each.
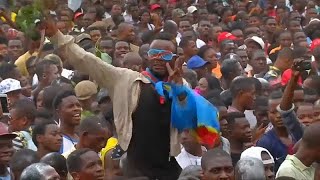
276 155 315 180
15 51 38 76
1 12 16 22
100 137 118 168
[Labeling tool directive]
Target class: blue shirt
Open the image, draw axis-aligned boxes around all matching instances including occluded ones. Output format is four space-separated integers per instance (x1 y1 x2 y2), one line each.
256 129 296 172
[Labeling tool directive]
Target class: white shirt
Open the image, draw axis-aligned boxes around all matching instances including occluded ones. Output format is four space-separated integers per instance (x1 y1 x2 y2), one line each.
60 135 78 154
175 147 206 169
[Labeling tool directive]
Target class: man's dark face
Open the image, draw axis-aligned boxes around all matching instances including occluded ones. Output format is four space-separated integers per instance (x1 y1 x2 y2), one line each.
236 50 249 69
293 32 306 44
130 6 139 19
221 42 236 58
265 18 277 33
148 40 176 78
231 117 252 142
89 30 101 43
114 41 130 59
203 156 234 180
121 24 135 43
44 64 60 85
179 21 192 33
211 26 222 40
58 96 82 127
84 127 109 153
242 85 256 110
289 21 302 33
40 124 62 152
99 40 114 56
268 98 283 128
185 40 198 57
111 5 122 16
246 41 261 59
82 13 95 27
8 40 23 58
77 151 104 180
0 138 14 166
249 16 261 27
231 29 244 46
250 52 267 74
198 21 211 36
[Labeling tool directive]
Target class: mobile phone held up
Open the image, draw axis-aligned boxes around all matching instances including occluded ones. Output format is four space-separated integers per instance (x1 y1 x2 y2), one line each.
0 94 9 116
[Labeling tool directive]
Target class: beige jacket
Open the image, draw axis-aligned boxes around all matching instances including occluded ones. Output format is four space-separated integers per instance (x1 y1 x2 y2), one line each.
50 31 181 156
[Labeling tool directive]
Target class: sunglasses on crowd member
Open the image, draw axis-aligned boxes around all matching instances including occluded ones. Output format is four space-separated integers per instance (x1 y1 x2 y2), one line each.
147 49 177 61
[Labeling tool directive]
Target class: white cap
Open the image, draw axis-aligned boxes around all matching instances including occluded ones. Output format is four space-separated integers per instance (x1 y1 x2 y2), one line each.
187 6 197 14
244 36 265 49
241 147 274 165
0 78 21 94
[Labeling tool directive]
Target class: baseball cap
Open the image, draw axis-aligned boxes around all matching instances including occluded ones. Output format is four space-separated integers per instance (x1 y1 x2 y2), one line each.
187 55 209 69
310 38 320 52
0 122 16 139
218 32 238 44
244 36 265 49
241 147 274 165
150 4 161 11
172 8 186 18
74 80 98 100
75 33 91 44
0 78 22 94
187 6 197 14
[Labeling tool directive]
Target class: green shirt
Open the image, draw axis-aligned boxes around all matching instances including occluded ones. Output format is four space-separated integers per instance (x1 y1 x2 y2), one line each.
276 155 315 180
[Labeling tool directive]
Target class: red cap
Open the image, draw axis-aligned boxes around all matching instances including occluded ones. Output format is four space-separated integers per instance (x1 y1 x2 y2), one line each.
150 4 161 11
310 38 320 52
0 122 16 139
74 12 84 20
218 32 238 44
281 69 303 86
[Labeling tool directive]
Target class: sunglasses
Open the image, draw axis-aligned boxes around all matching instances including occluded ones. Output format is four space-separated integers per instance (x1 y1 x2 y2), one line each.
147 49 177 61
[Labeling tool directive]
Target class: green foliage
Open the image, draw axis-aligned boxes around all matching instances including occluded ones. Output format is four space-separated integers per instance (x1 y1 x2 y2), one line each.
15 0 45 40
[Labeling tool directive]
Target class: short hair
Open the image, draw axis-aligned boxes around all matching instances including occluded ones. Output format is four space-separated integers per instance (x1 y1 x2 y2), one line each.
293 46 309 59
20 163 55 180
301 122 320 149
230 77 255 98
43 86 63 110
52 90 76 110
32 121 57 147
220 90 232 107
10 149 39 177
67 148 92 173
225 112 246 128
201 149 230 169
40 152 67 178
11 99 37 123
220 58 239 78
179 37 194 49
277 47 293 60
183 68 198 89
235 157 265 180
79 116 108 134
254 96 268 110
35 60 57 81
220 40 234 49
141 30 156 44
198 45 213 59
304 88 317 96
208 98 225 107
179 165 202 179
0 63 17 80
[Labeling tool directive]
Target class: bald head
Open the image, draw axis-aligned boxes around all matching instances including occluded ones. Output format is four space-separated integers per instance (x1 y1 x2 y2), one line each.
201 149 231 169
301 121 320 148
123 52 142 71
117 22 133 33
163 20 178 37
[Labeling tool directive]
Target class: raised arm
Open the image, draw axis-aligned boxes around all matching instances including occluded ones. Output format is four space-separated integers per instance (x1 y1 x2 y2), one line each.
278 59 304 141
44 19 137 93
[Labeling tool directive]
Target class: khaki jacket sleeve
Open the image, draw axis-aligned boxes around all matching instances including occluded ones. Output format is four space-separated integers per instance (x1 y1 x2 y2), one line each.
49 31 135 94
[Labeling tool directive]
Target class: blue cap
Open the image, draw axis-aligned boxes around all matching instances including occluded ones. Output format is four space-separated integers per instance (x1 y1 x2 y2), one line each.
187 55 209 69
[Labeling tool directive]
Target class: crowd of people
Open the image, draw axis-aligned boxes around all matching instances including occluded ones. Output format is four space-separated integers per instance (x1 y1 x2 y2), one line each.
0 0 320 179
